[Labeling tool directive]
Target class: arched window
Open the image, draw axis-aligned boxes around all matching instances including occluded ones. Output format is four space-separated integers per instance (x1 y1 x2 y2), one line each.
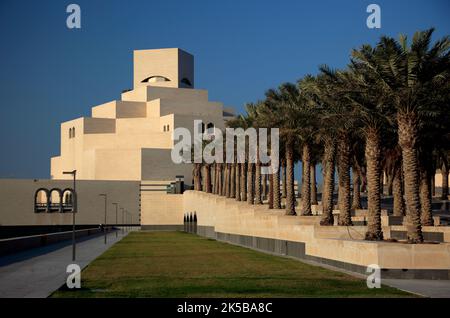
49 188 62 212
34 188 49 213
72 127 75 138
141 76 171 83
62 188 75 212
163 125 166 132
69 128 72 139
167 124 170 131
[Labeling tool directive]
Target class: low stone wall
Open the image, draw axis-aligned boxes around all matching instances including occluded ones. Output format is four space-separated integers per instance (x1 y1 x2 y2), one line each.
183 191 450 280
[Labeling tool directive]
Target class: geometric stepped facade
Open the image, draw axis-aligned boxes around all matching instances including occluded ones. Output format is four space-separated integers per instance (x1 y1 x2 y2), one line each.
50 48 234 185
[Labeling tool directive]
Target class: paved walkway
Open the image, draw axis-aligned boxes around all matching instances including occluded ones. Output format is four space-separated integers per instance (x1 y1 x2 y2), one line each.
0 229 131 298
302 258 450 298
383 279 450 298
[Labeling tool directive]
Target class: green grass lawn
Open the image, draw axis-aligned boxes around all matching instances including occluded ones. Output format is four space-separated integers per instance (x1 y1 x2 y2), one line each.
51 231 414 298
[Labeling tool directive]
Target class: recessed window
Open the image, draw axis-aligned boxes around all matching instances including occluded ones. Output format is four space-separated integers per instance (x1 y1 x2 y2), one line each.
69 127 75 139
181 78 192 87
167 125 170 131
141 76 171 83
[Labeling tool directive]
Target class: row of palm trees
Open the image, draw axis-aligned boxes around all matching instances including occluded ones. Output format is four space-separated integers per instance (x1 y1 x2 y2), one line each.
192 28 449 244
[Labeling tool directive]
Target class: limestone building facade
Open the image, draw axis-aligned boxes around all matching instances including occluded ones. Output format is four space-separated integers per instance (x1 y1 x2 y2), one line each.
50 48 234 185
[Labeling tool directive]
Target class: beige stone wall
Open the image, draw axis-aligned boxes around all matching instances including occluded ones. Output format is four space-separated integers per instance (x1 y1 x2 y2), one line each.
0 179 140 226
122 86 208 103
133 48 194 89
140 192 184 225
181 191 450 270
91 101 147 119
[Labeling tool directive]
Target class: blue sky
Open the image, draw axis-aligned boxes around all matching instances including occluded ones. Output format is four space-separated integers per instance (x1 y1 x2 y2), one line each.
0 0 449 178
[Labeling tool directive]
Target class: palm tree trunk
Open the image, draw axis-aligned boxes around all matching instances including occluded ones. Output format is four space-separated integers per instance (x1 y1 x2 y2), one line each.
255 161 262 204
281 160 287 198
360 166 367 193
262 172 267 202
225 164 230 198
247 163 254 204
441 162 449 199
235 163 241 201
218 164 223 196
311 164 318 205
364 129 383 241
213 164 218 194
320 139 336 226
193 163 202 191
420 167 434 226
392 165 406 216
285 139 296 215
268 172 274 209
225 164 229 196
398 113 423 243
300 143 312 215
273 166 281 209
205 164 212 193
337 134 352 226
230 163 235 198
240 163 247 201
352 167 362 209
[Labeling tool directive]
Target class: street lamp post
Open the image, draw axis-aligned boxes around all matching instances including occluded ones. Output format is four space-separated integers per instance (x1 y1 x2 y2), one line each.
112 203 118 238
63 170 77 261
99 194 107 244
121 207 125 235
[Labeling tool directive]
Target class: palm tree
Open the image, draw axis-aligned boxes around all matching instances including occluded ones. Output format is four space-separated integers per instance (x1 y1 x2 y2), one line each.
351 136 365 210
320 138 337 225
310 68 358 226
227 114 250 201
352 29 449 242
337 67 397 240
258 97 284 210
265 84 306 215
301 74 338 225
